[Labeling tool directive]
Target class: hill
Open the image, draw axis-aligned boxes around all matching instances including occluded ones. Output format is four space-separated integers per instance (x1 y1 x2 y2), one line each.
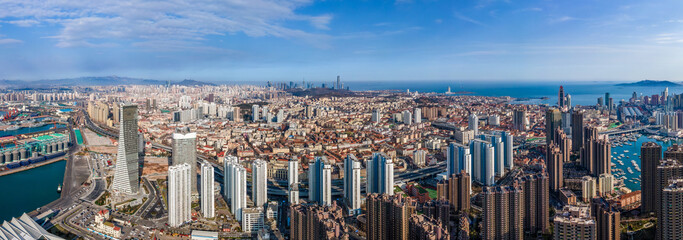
615 80 680 87
0 76 215 88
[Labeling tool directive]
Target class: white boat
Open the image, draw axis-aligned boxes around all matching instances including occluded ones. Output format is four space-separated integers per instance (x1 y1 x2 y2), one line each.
627 167 634 174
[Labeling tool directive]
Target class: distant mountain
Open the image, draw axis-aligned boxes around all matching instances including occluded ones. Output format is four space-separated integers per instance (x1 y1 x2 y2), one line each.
0 76 215 88
175 79 216 86
616 80 680 87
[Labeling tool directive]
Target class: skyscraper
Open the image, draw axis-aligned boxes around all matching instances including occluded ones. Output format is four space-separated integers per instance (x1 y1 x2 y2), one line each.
308 156 332 205
112 103 140 194
367 152 394 195
558 86 565 107
547 143 563 192
447 143 471 177
641 142 662 214
571 110 584 152
402 110 412 125
408 215 449 240
200 162 215 218
517 171 550 235
655 159 683 218
371 109 381 123
366 193 417 240
490 135 504 177
414 108 421 124
290 202 349 240
553 205 596 240
172 127 197 194
436 170 470 212
592 197 620 240
664 144 683 162
658 179 683 240
501 131 514 170
481 185 524 240
513 110 527 131
471 139 494 185
252 104 259 122
598 173 614 197
288 156 299 204
252 160 268 208
468 113 479 135
168 163 191 227
581 176 596 202
343 154 361 215
546 108 562 144
224 155 247 221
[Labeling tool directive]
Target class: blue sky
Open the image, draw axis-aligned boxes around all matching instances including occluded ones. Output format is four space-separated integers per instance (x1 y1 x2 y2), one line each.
0 0 682 83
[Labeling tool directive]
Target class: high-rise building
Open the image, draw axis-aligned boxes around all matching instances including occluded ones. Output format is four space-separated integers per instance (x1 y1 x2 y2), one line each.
308 157 332 205
501 131 514 170
553 205 596 240
571 110 584 152
468 113 479 135
592 197 620 240
470 139 494 185
641 142 662 213
447 143 471 177
580 126 599 174
658 179 683 240
554 128 571 164
408 215 449 240
517 171 550 235
490 135 504 177
112 103 140 194
366 193 417 240
343 154 361 215
168 163 191 227
252 160 268 208
580 129 610 176
224 155 247 221
172 127 197 194
367 152 394 195
242 207 265 232
200 162 215 218
655 159 683 218
290 202 349 240
402 110 412 125
581 176 596 202
412 149 427 167
513 110 527 131
371 109 381 123
414 108 421 124
481 185 524 240
664 144 683 162
288 156 299 204
547 143 563 192
558 86 565 107
422 199 450 226
546 108 562 144
252 104 259 122
598 173 614 197
436 170 470 212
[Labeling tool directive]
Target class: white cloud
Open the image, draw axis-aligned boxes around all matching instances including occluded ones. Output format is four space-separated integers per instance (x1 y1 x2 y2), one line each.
0 0 332 47
454 12 485 26
0 38 22 44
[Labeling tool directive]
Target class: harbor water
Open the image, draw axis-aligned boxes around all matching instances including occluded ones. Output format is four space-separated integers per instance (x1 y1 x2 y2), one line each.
0 160 65 221
611 135 683 191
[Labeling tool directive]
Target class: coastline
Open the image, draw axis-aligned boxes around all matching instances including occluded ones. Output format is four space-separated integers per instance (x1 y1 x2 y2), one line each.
0 157 67 177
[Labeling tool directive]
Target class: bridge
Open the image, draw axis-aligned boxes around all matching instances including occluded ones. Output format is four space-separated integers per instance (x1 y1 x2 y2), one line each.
600 126 660 136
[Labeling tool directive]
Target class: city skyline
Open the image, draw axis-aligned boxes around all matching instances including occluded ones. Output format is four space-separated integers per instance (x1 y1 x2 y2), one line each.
0 1 682 82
